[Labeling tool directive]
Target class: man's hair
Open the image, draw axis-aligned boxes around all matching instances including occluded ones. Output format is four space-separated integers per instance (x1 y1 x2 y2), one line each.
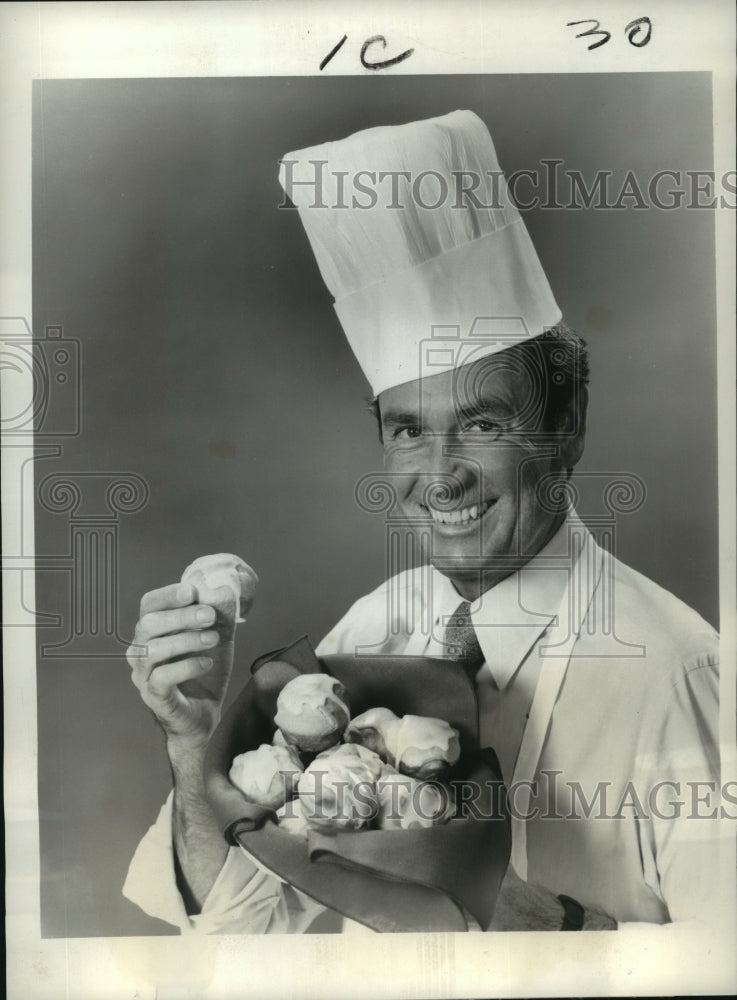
367 323 590 442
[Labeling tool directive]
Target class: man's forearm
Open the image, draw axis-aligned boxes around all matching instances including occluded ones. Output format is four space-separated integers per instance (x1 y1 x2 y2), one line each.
490 865 617 931
168 740 256 912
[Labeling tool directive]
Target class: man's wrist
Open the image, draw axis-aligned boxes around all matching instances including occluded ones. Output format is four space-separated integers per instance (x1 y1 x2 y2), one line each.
166 735 208 767
557 894 584 930
166 738 211 802
557 894 617 931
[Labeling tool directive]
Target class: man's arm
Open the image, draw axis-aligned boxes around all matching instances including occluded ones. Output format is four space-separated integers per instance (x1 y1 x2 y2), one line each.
168 741 231 911
492 649 722 933
127 581 259 909
490 864 617 931
631 653 722 929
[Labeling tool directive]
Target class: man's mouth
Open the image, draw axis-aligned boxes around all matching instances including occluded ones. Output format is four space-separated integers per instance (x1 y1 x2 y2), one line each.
420 498 497 526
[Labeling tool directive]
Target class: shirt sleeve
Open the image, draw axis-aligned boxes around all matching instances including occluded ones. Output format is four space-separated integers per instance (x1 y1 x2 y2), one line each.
620 649 725 932
122 791 325 934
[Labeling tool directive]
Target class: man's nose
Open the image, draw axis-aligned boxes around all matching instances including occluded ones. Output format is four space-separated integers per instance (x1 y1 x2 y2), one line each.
427 430 475 472
415 432 480 488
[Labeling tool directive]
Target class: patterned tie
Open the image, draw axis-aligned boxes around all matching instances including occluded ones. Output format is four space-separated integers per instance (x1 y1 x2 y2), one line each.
444 600 486 675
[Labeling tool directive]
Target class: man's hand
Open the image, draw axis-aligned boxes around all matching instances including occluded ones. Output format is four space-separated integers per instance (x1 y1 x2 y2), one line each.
127 581 237 751
490 864 617 931
127 580 253 911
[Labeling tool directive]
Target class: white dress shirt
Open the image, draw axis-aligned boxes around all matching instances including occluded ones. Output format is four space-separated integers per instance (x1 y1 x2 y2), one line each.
123 512 723 933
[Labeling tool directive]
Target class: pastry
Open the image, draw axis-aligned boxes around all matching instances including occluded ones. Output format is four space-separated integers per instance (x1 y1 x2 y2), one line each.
344 707 400 762
229 742 303 810
298 746 382 830
376 772 454 830
385 714 461 780
181 553 258 622
274 673 350 753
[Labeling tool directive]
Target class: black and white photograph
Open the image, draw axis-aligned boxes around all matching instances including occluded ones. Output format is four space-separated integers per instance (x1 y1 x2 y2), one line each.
3 3 736 998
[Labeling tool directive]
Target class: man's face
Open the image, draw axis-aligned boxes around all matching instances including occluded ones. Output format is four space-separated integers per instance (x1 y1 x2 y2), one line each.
378 353 581 599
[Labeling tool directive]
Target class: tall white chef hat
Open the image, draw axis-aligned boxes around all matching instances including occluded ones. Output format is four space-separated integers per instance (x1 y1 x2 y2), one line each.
278 110 561 397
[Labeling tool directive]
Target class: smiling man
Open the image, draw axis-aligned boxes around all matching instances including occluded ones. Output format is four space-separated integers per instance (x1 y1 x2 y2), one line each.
375 331 586 602
124 111 721 934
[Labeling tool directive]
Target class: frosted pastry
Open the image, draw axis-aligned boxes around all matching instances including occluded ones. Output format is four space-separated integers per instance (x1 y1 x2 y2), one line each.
274 674 350 753
314 741 386 777
181 553 258 623
275 801 310 840
298 747 382 830
376 773 454 830
344 707 400 761
385 715 461 780
229 743 303 810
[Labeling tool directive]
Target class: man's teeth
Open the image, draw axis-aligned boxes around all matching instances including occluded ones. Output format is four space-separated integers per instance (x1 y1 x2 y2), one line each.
427 500 493 525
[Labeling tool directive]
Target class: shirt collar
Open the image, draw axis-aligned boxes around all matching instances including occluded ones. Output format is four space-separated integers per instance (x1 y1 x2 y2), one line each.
431 510 590 690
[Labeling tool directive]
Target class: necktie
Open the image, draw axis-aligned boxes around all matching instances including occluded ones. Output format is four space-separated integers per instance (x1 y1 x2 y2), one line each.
444 600 486 674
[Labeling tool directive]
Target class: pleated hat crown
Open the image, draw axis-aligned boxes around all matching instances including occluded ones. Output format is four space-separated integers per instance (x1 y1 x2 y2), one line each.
279 110 561 396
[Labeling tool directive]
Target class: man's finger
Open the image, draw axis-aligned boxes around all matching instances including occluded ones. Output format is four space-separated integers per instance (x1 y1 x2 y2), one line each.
128 630 219 683
134 604 217 642
139 582 196 617
145 656 214 696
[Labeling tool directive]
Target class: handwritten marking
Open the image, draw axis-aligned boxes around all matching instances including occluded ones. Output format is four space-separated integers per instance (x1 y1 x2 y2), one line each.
320 34 348 71
625 16 652 47
360 34 415 70
567 16 652 50
566 19 611 50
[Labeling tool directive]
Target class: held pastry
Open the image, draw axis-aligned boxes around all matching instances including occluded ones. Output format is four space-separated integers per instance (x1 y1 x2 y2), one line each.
376 772 455 830
298 746 382 830
385 715 461 780
344 707 400 761
181 553 258 622
229 743 304 810
274 673 351 753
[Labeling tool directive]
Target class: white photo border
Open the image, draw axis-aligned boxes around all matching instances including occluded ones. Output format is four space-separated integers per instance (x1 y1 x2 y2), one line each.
2 2 735 998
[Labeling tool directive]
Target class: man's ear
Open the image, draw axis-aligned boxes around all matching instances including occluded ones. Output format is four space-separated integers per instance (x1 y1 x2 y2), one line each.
366 396 384 444
556 385 588 472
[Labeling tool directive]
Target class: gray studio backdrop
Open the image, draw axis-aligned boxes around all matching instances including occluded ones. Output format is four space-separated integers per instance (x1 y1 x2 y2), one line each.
32 74 717 937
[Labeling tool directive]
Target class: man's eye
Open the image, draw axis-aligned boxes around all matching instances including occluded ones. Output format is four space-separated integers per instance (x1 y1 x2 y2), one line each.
467 419 502 434
394 426 423 440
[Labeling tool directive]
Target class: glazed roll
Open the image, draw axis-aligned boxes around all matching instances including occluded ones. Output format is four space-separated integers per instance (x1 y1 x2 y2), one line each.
344 707 400 762
229 742 303 810
181 553 258 622
376 772 455 830
313 741 387 775
274 673 351 753
386 714 461 780
298 744 383 830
